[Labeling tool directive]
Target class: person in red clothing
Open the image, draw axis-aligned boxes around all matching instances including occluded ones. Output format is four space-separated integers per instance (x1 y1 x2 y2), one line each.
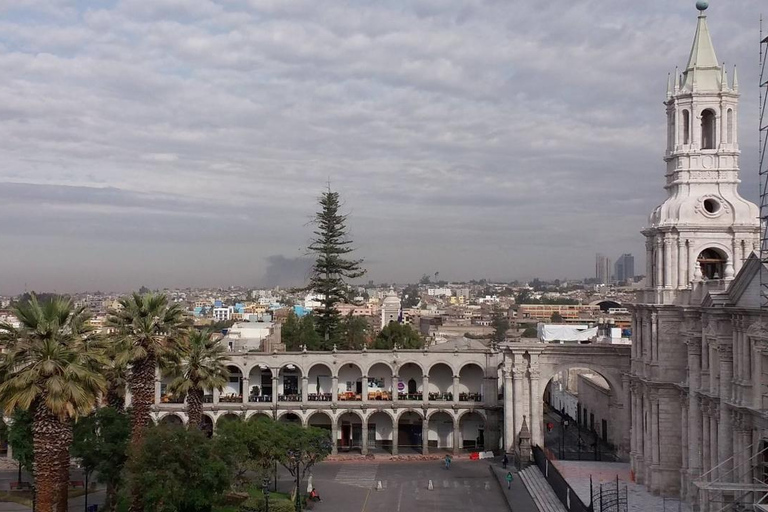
309 488 321 502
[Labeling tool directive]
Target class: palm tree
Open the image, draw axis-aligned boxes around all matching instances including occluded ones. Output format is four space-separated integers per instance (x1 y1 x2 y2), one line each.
103 337 129 412
165 329 229 428
0 295 106 512
107 292 185 444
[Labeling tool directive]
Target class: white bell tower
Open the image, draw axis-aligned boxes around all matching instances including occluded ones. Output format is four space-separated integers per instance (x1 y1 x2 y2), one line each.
642 1 760 305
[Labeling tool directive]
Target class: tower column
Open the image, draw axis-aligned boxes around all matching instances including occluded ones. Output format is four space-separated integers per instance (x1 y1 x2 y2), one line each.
503 369 515 453
512 366 525 448
655 238 664 290
664 238 673 288
678 238 688 287
646 240 654 287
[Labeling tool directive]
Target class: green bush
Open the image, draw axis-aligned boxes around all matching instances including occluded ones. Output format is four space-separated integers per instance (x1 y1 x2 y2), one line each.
238 494 296 512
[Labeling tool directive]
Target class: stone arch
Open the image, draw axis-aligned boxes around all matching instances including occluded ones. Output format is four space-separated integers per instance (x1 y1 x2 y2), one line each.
367 362 395 400
246 411 272 422
306 362 334 377
159 413 184 426
397 362 423 399
275 410 302 423
427 361 456 376
307 363 334 401
539 362 625 457
307 410 333 427
201 413 214 438
216 412 242 427
457 362 485 402
337 410 365 453
700 108 717 150
396 409 424 454
337 362 364 400
366 410 396 454
395 360 425 377
365 360 394 377
427 362 454 400
246 364 273 402
223 364 244 400
426 410 455 451
278 363 303 402
458 410 487 451
696 246 729 280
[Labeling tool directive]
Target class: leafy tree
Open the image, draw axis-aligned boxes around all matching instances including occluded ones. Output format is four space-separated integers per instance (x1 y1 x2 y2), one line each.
490 307 510 350
338 314 370 350
418 274 431 285
306 187 366 348
107 292 186 512
282 312 322 351
165 329 229 429
127 425 230 512
400 284 420 309
550 312 564 323
214 417 284 490
372 322 423 350
521 326 539 338
71 408 130 512
277 423 332 512
7 409 33 484
0 295 107 512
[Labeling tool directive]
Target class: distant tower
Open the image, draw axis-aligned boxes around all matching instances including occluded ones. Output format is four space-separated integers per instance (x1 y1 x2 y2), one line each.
381 289 401 329
595 253 612 284
642 3 759 304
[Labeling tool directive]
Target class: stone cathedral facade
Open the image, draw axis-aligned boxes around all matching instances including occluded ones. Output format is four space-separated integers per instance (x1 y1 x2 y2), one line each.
629 4 767 511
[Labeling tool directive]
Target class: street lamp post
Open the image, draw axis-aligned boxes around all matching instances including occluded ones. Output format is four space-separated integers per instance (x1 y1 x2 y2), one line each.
262 477 270 512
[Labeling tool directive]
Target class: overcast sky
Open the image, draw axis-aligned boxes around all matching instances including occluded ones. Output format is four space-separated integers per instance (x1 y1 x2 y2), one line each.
0 0 764 295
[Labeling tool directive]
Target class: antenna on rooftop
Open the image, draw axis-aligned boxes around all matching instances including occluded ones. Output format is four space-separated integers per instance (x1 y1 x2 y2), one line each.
760 15 768 309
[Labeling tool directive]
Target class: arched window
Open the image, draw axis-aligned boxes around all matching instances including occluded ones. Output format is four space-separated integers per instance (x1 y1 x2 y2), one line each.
727 109 733 144
701 109 716 150
682 110 690 144
697 248 727 279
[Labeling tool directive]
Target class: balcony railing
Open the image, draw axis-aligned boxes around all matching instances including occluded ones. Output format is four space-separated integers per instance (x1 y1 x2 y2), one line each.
367 391 392 401
308 393 333 402
249 395 272 403
279 394 301 402
428 392 453 401
459 393 482 402
337 392 362 401
397 392 423 401
160 395 184 404
203 395 214 403
219 395 242 403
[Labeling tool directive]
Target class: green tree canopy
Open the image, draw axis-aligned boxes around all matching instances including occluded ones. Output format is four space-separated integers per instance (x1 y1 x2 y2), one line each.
306 187 366 349
550 312 564 323
372 322 423 350
490 307 510 349
214 417 285 490
7 409 33 482
282 312 322 351
339 314 370 350
127 425 230 512
71 407 130 512
400 284 420 309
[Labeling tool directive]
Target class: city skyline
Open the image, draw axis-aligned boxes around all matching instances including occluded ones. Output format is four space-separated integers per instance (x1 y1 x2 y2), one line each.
0 1 763 295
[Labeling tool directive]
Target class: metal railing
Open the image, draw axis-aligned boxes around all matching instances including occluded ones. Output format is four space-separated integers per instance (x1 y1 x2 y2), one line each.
533 445 593 512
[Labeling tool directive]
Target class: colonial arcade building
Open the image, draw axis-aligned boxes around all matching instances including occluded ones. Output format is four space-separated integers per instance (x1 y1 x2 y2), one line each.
629 3 768 511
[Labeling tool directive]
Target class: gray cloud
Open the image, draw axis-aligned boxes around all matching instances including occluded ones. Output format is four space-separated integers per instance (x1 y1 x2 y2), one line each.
0 0 762 294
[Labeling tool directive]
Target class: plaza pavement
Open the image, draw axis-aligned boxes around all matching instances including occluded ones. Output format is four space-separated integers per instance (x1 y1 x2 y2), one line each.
303 459 518 512
552 460 692 512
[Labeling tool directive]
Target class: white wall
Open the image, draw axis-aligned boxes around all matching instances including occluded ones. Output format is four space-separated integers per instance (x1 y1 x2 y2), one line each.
428 364 453 393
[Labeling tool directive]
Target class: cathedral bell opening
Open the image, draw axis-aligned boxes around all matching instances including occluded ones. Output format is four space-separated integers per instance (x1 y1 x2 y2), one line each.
701 109 716 150
697 248 726 279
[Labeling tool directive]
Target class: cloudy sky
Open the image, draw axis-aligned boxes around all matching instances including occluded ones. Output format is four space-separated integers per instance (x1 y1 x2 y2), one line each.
0 0 763 295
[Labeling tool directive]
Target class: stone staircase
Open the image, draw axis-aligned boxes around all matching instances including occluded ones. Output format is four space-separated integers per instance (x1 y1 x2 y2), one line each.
519 466 568 512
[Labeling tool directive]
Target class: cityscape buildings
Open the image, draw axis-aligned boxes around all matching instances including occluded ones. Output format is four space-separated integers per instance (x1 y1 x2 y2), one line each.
614 254 635 284
595 253 613 285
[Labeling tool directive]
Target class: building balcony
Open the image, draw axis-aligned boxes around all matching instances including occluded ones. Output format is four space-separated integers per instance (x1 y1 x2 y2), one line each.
219 394 242 403
308 393 333 402
366 391 392 401
397 392 423 401
459 393 482 402
203 395 214 403
279 394 302 402
160 395 184 404
337 392 362 401
249 395 272 403
428 392 453 401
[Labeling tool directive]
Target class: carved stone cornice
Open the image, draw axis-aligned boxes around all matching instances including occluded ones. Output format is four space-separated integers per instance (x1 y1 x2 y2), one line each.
746 322 768 342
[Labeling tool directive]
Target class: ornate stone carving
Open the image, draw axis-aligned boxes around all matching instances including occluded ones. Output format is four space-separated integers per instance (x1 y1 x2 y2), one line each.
746 322 768 341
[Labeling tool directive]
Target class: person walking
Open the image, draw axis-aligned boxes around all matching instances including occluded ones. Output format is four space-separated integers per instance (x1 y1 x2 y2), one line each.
502 453 508 469
505 472 514 489
444 454 452 470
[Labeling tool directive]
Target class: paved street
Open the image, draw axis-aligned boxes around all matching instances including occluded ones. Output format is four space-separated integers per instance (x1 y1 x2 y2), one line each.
303 460 511 512
543 409 620 462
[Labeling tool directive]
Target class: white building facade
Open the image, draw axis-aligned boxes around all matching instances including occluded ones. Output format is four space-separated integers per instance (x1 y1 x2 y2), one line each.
629 4 765 510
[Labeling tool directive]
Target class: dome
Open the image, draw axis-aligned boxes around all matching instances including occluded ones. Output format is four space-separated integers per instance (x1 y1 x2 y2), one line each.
382 289 401 305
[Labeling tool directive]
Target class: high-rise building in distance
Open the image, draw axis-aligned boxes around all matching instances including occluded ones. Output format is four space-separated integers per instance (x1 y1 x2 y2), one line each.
595 253 612 284
614 253 635 283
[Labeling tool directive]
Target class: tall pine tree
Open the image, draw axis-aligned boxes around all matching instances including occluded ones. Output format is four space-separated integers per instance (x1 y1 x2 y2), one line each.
307 187 366 348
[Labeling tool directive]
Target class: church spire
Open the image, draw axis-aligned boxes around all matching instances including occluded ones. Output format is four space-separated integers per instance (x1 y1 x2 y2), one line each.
682 2 721 91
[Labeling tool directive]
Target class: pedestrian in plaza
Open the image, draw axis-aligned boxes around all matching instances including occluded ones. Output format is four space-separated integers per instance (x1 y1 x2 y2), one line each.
502 453 508 469
444 454 452 470
547 422 554 432
506 471 514 489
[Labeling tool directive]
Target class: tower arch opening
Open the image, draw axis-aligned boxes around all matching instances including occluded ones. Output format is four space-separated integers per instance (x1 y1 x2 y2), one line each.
697 248 727 279
701 109 716 149
682 109 690 144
